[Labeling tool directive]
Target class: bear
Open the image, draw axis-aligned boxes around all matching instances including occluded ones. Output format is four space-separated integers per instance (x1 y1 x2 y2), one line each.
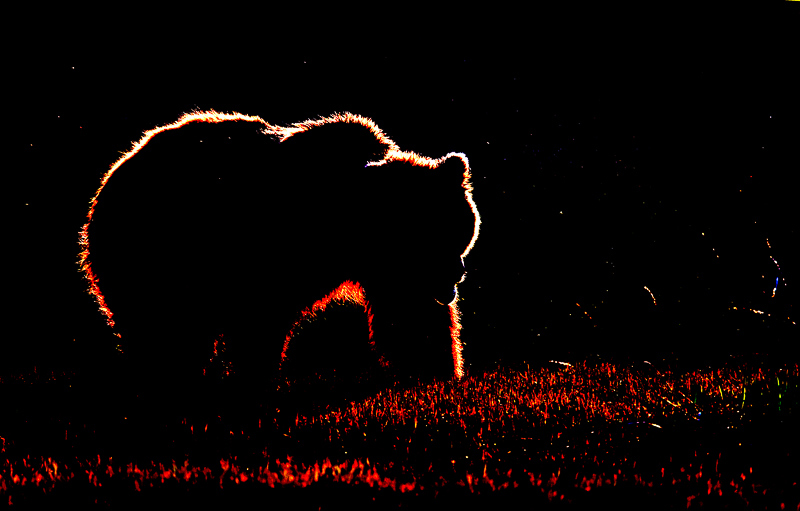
78 111 480 392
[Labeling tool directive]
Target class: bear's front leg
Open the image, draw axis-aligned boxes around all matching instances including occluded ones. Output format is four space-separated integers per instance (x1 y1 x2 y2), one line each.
367 290 460 382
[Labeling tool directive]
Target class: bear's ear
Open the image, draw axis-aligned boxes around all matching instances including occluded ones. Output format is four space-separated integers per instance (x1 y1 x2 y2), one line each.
436 153 470 189
282 121 391 168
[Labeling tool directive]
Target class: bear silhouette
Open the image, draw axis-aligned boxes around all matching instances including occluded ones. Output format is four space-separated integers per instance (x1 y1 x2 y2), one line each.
79 111 480 389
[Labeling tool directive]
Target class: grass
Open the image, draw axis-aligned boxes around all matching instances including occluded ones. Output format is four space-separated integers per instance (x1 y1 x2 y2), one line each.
1 354 797 508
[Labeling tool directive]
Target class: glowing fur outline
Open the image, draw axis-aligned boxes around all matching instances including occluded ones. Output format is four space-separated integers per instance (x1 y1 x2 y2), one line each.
78 110 480 379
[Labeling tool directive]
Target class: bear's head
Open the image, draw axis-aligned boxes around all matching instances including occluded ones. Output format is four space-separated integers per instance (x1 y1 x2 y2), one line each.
361 153 478 306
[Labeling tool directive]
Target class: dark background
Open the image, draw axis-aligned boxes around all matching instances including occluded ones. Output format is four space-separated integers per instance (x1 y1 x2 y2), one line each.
7 6 797 379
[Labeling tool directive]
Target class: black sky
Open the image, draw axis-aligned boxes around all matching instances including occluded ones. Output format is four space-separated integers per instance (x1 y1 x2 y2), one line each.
7 6 797 375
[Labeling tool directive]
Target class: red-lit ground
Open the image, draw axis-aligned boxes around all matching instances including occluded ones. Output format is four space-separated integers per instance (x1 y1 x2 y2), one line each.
1 356 797 508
